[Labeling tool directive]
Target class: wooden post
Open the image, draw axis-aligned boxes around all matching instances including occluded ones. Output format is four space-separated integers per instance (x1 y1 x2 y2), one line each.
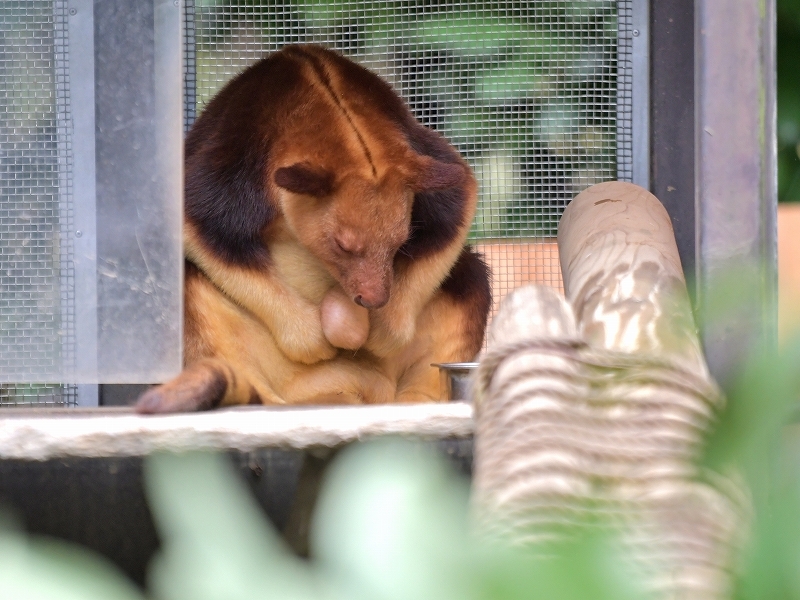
472 285 585 542
472 183 746 599
558 181 707 376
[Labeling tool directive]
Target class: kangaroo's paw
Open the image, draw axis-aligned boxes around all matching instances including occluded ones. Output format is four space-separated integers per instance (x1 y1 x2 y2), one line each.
135 359 230 414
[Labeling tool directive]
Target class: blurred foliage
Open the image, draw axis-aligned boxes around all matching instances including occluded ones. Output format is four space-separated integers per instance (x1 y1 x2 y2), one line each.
0 441 646 600
779 0 800 202
695 265 800 598
0 513 145 600
3 324 800 600
145 443 644 600
699 335 800 599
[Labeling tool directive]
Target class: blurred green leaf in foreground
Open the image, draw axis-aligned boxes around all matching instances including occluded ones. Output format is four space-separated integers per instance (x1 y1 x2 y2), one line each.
701 332 800 600
144 442 642 600
0 513 145 600
3 334 800 599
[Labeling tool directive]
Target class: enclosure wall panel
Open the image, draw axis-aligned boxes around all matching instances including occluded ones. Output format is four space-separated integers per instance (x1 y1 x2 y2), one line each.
0 0 183 388
1 0 645 396
0 0 76 403
92 0 183 383
695 0 777 385
0 2 69 376
650 0 695 279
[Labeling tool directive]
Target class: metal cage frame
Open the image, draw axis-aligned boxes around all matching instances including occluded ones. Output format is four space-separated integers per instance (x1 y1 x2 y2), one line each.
0 0 777 405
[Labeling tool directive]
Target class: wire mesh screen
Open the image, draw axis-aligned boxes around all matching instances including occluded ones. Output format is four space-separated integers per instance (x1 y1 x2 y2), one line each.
186 0 629 313
0 0 77 405
616 0 633 182
0 0 630 404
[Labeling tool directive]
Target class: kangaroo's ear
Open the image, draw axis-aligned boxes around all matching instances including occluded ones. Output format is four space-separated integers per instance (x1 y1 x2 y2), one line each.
274 162 335 197
411 155 467 191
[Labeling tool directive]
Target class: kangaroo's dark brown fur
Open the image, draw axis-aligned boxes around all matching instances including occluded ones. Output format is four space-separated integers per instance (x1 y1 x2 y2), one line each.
137 45 490 412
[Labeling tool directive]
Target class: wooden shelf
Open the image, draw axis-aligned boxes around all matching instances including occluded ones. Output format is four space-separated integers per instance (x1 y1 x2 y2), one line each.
0 403 473 461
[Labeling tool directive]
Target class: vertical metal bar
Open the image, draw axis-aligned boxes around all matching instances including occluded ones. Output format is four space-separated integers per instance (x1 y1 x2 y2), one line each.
93 0 183 382
55 0 79 405
631 0 650 189
154 0 185 379
617 0 650 188
650 0 696 285
695 0 777 386
76 384 99 407
617 0 633 183
155 0 183 178
68 0 99 388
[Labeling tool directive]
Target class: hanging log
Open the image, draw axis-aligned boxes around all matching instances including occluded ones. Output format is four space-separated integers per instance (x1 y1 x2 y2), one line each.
558 181 708 376
472 183 747 599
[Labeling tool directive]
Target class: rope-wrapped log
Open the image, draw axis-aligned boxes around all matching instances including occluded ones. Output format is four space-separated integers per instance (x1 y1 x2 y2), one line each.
472 182 748 600
559 181 709 377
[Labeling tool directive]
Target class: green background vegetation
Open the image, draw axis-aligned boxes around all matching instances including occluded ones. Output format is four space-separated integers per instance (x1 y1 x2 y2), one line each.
193 0 800 204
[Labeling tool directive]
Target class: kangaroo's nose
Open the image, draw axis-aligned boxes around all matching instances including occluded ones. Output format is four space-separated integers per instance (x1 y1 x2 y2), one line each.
354 293 388 310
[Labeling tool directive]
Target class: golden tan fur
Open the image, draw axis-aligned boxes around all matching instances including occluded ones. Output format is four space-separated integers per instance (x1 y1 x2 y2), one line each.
136 45 490 412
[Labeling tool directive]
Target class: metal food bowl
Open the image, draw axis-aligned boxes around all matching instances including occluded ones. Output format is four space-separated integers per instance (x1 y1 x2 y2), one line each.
431 362 479 402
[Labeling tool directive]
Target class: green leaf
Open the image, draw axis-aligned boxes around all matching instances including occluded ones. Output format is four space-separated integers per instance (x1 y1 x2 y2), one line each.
475 63 549 102
701 333 800 483
311 439 646 600
310 439 474 600
144 451 319 600
472 528 645 600
0 526 145 600
410 16 555 56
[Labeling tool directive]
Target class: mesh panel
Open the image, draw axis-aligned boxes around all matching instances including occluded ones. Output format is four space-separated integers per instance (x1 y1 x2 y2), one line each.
184 0 198 132
0 1 631 402
0 383 76 406
616 0 632 182
187 0 629 315
0 0 76 405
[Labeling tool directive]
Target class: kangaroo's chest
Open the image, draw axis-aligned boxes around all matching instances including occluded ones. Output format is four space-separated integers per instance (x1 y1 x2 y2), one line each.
268 230 336 303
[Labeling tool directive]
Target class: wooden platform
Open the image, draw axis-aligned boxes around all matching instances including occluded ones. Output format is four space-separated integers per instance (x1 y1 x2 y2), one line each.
0 403 473 461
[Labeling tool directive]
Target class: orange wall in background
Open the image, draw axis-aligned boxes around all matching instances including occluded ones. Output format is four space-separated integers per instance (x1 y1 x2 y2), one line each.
779 204 800 342
477 206 800 343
